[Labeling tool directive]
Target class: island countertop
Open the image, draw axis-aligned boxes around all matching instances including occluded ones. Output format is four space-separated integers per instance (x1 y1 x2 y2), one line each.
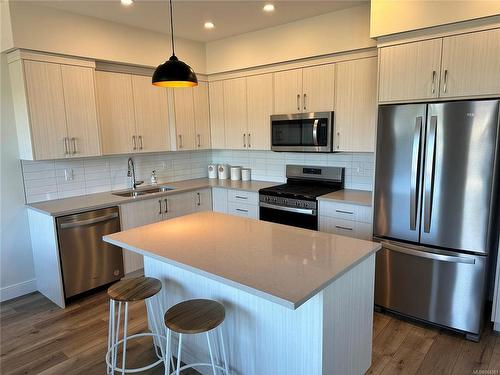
104 212 381 309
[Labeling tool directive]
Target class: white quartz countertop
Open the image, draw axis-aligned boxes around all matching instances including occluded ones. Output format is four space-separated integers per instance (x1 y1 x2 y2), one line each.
317 189 373 206
104 212 381 309
26 178 278 217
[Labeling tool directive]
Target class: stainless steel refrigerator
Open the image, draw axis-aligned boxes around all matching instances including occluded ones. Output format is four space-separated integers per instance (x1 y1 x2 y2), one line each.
373 99 500 341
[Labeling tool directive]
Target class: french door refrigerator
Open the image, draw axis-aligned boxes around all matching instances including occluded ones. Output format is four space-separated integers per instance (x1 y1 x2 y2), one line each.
373 99 500 341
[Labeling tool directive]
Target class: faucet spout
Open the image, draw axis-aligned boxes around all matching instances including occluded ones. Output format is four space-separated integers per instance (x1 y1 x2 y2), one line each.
127 157 143 189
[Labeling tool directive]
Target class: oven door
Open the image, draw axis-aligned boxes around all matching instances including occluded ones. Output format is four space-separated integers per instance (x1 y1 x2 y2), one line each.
259 204 318 230
271 112 333 152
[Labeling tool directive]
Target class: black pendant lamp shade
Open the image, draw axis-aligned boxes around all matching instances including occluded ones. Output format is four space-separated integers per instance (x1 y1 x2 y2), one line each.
152 55 198 88
152 0 198 88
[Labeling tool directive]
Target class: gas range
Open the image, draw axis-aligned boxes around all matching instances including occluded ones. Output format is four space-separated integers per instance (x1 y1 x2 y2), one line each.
259 165 344 230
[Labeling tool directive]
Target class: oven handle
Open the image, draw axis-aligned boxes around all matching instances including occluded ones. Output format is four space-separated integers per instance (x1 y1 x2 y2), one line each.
260 202 316 216
312 119 319 146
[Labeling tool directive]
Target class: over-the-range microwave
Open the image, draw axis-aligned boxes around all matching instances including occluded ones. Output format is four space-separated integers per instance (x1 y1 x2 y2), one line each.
270 112 334 152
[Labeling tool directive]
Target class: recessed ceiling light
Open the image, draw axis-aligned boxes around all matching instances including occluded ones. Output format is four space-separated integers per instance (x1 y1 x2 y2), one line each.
263 4 275 12
204 21 215 29
121 0 134 6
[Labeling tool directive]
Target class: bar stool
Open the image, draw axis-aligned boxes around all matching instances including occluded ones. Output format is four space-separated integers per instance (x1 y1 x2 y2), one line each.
106 276 168 374
164 299 230 375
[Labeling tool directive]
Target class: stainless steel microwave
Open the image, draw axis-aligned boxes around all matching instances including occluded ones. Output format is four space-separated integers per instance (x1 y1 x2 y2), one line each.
271 112 334 152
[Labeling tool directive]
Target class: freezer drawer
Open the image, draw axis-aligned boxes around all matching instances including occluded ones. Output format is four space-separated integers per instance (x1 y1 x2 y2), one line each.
375 241 487 335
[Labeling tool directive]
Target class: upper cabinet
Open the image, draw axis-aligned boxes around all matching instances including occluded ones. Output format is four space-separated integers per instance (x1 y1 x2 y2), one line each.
173 82 211 151
334 57 378 152
209 81 225 149
246 73 273 150
8 52 101 160
274 65 334 114
223 77 248 150
378 28 500 102
378 39 442 102
440 29 500 98
96 71 171 155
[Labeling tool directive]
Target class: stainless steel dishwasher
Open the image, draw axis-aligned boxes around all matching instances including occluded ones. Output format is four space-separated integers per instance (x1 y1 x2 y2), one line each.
56 207 124 299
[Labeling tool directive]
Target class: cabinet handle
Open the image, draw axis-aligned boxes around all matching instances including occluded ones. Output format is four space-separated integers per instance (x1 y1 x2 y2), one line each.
336 132 340 150
138 135 143 150
236 208 248 213
431 71 436 94
178 134 183 149
335 209 354 215
243 133 246 148
164 198 168 213
71 137 77 154
297 94 300 111
197 134 201 148
235 195 248 200
303 93 307 110
248 133 251 148
132 136 137 150
197 192 201 206
335 225 353 231
443 69 448 93
63 137 69 155
158 199 163 215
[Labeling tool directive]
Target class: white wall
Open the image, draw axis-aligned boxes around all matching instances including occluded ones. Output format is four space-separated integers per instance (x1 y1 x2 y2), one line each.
6 2 207 73
0 53 36 301
1 1 13 52
206 4 375 74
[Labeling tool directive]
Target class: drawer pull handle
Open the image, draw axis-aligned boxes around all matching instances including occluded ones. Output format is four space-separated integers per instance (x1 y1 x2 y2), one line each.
336 210 354 215
335 225 353 231
236 208 248 213
235 196 248 199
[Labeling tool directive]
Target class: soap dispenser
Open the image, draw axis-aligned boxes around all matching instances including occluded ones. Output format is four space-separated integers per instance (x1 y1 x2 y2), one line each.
150 170 158 185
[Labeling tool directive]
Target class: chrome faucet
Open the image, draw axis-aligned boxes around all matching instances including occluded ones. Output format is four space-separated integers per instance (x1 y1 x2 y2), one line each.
127 157 144 190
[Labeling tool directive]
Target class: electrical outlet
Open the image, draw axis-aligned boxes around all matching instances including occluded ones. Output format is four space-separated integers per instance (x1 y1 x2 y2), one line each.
64 168 74 181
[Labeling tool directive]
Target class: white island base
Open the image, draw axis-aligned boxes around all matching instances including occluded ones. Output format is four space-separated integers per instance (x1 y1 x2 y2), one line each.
144 253 375 375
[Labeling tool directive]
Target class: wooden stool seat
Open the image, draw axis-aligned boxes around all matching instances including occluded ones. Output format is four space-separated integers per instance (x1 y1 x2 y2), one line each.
165 299 225 334
107 277 162 302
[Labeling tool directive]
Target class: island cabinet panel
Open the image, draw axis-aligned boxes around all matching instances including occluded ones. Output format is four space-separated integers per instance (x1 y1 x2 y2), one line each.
378 38 442 102
209 81 225 149
246 73 273 150
440 28 500 98
143 252 376 375
334 57 377 152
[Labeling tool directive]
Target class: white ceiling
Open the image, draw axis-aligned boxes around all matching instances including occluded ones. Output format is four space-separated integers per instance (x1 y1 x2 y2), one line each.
36 0 368 42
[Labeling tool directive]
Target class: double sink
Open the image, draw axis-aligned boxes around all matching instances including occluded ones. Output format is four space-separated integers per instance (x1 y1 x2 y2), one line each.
112 185 175 198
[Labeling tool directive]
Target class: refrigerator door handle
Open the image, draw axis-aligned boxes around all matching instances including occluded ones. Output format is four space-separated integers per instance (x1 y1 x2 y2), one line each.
410 116 423 230
381 241 476 264
423 115 437 233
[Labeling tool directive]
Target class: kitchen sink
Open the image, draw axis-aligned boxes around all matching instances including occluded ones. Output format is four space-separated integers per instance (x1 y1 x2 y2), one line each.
112 186 175 198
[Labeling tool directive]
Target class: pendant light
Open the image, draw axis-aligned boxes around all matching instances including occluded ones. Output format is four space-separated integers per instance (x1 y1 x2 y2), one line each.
152 0 198 87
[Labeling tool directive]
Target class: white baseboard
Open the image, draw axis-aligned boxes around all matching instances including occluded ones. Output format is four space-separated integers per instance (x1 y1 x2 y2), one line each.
0 279 37 302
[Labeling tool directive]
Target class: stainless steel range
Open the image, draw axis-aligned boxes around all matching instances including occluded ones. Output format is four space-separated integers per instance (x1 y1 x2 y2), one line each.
259 165 344 230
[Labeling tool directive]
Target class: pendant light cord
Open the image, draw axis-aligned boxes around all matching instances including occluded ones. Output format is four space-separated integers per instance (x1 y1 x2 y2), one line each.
169 0 175 56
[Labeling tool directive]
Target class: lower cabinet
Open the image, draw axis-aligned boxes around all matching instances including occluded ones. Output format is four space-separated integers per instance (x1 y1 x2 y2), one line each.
120 188 212 273
318 200 373 240
212 187 259 219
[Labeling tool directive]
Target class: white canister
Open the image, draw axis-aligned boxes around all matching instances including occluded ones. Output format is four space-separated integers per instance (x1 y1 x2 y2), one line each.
218 164 229 180
230 166 242 181
241 168 251 181
208 164 218 179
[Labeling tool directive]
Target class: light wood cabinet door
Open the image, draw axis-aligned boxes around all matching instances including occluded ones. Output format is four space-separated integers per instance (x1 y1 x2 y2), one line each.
60 65 101 157
23 60 68 160
224 77 248 150
274 68 302 114
378 38 442 102
302 64 335 112
96 71 137 155
173 88 196 150
440 29 500 98
194 188 212 212
131 75 171 153
165 192 196 219
246 73 273 150
209 81 225 149
193 82 211 149
334 57 378 152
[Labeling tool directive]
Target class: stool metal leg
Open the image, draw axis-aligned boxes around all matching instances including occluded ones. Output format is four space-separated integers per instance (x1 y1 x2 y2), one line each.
107 300 114 375
206 332 218 375
165 329 172 375
113 302 122 370
219 328 230 375
121 302 129 375
176 333 183 375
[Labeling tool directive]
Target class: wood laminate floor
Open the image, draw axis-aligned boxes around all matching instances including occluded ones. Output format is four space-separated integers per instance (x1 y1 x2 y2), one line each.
1 291 498 375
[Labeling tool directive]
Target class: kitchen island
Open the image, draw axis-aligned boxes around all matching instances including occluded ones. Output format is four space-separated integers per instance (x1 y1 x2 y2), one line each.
104 212 380 375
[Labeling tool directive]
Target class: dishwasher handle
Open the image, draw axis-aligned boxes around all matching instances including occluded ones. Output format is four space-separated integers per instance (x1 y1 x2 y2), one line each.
59 212 119 229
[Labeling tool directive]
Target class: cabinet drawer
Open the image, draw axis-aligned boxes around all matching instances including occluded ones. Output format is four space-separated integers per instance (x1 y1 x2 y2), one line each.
227 189 259 205
319 216 373 240
227 202 259 219
319 200 372 223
